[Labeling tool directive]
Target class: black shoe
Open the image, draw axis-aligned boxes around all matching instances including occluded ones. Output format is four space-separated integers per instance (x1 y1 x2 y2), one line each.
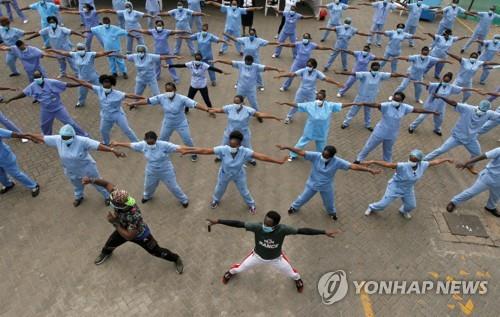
460 49 465 54
175 257 184 274
353 160 360 164
182 202 189 208
365 126 374 132
341 124 348 129
485 207 500 217
94 253 111 265
320 39 325 43
104 198 111 206
222 271 233 284
257 117 263 123
73 197 84 207
248 160 257 166
31 184 40 197
185 107 189 114
433 130 442 136
0 182 15 194
288 207 298 215
141 197 150 204
9 73 20 77
330 214 338 221
123 73 128 79
210 201 219 209
295 278 304 293
446 202 456 213
214 157 221 163
408 127 414 134
32 99 39 104
112 73 118 78
191 154 198 162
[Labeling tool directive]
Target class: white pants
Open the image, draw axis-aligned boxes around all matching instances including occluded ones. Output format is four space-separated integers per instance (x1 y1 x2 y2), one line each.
229 251 301 280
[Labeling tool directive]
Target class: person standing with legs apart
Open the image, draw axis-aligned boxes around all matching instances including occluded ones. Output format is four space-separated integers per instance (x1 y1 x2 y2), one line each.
21 0 60 48
277 144 380 221
0 40 52 82
112 0 126 28
477 35 500 85
1 0 28 23
88 177 184 273
434 0 468 36
364 150 452 219
318 0 358 43
423 29 468 80
358 0 402 47
0 17 35 77
399 0 438 47
188 0 203 32
206 211 339 292
461 5 499 54
145 0 161 29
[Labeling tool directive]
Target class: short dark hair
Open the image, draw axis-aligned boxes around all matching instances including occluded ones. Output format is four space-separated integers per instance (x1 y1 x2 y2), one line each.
371 62 380 68
229 130 244 143
318 89 326 98
165 82 177 90
307 58 318 68
99 74 117 86
144 131 158 140
244 55 254 63
102 16 110 23
323 145 337 157
194 52 203 59
15 40 24 47
266 211 281 226
443 72 453 80
46 16 58 24
394 91 406 101
234 95 245 103
421 46 429 51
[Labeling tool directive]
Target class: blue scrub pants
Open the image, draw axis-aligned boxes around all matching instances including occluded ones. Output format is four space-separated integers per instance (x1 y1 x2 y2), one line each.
282 59 307 90
100 112 139 145
478 119 498 135
487 87 499 102
356 134 396 162
107 55 127 74
78 76 99 105
424 58 445 79
190 15 202 32
143 168 188 204
221 29 242 54
117 15 125 29
338 74 357 96
291 185 336 215
2 0 26 21
134 78 161 96
41 22 50 47
203 56 216 84
274 31 297 57
146 10 159 29
368 184 416 214
462 31 486 52
321 21 340 42
409 111 445 133
253 56 264 88
65 165 109 200
343 96 373 128
367 23 384 45
0 111 21 132
424 136 481 161
454 79 472 102
160 122 195 147
5 51 19 74
289 135 325 159
380 51 399 73
479 64 493 84
57 56 78 76
325 48 348 70
0 156 37 189
40 108 88 136
287 89 315 119
394 77 423 102
451 175 499 210
236 87 259 110
174 34 195 56
157 57 179 82
404 25 417 46
126 32 145 54
212 170 255 207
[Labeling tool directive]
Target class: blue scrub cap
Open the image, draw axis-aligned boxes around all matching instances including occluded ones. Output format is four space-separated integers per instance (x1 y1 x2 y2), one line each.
59 124 76 137
410 149 424 161
478 100 491 112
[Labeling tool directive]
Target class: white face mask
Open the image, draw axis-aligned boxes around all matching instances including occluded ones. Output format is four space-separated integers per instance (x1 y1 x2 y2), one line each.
362 51 369 56
230 146 238 154
34 78 44 85
50 23 57 29
201 31 207 36
451 4 456 8
77 50 86 56
62 138 73 146
138 52 145 58
417 1 422 6
83 8 89 13
320 156 330 162
165 91 175 98
146 144 156 150
231 5 237 9
306 66 313 72
475 109 486 116
397 28 404 33
469 58 477 63
104 24 110 29
316 100 323 106
490 10 495 15
155 26 163 32
335 0 340 4
177 6 183 10
103 88 112 94
194 60 202 66
302 39 309 44
408 160 418 167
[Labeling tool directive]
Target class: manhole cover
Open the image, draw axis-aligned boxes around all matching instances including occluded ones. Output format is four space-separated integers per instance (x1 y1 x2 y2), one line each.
443 213 489 238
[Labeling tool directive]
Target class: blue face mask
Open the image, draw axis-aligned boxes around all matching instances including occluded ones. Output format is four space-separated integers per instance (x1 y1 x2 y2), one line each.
249 35 255 40
262 224 274 233
34 78 44 85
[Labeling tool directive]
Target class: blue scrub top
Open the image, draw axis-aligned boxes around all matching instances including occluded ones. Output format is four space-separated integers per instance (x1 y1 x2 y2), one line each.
150 28 173 54
452 103 500 142
371 2 397 24
298 101 342 140
373 102 414 140
29 2 60 25
148 93 197 127
326 3 349 25
131 140 179 173
439 5 465 28
221 5 247 32
39 26 73 51
191 32 219 59
237 37 268 61
304 151 351 191
479 40 500 61
168 8 194 31
117 9 145 30
233 61 265 91
352 51 375 71
388 161 430 193
0 128 14 162
333 25 358 49
23 79 67 113
424 83 462 112
44 135 100 171
223 104 256 135
92 86 126 118
282 11 302 34
70 51 98 79
214 145 254 177
405 3 429 27
481 147 500 186
11 46 44 73
295 68 325 92
456 58 485 83
355 71 392 99
406 55 439 80
91 25 128 51
384 30 412 55
127 53 161 81
0 27 24 46
430 35 458 59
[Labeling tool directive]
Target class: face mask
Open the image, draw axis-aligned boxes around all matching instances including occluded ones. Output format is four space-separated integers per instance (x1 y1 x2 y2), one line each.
201 31 207 36
177 6 183 10
77 50 86 56
194 60 202 65
316 100 323 106
262 224 274 233
475 109 486 116
335 0 340 4
362 51 369 56
383 0 388 4
302 39 309 45
230 146 238 154
155 26 163 32
83 8 89 13
344 24 350 28
103 88 112 94
408 160 418 167
50 23 57 29
320 156 330 162
306 66 313 72
126 7 132 12
490 10 495 15
34 78 43 85
2 26 9 31
397 28 403 33
231 5 237 9
494 39 499 44
451 4 456 8
146 144 156 150
371 70 379 75
469 58 476 63
249 35 255 40
165 91 175 98
62 138 73 146
290 12 295 16
417 1 422 6
138 52 145 58
104 23 110 29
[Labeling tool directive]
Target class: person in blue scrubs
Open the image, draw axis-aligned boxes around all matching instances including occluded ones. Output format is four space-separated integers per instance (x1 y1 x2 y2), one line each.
1 0 28 23
126 82 211 162
111 130 191 207
188 0 204 32
318 0 358 42
423 29 468 79
353 92 437 163
209 94 282 165
336 62 406 130
65 74 141 145
2 71 88 136
112 0 126 28
30 124 126 207
276 90 357 160
364 149 452 219
130 20 188 82
424 98 500 174
60 3 104 50
447 148 500 217
320 18 371 72
400 0 439 47
0 128 39 197
408 72 482 135
275 58 342 124
478 106 500 137
183 130 287 214
214 56 282 112
145 0 161 29
476 35 500 84
434 0 467 35
0 17 35 76
392 46 451 104
358 0 402 47
47 43 115 107
21 0 60 48
279 144 379 221
272 5 315 58
0 87 22 133
0 40 53 82
461 6 499 53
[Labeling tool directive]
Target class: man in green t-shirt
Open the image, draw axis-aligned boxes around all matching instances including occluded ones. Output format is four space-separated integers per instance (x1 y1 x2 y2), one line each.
207 210 338 292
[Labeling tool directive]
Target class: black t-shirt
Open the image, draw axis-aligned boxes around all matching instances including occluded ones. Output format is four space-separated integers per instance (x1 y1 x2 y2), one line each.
245 222 298 260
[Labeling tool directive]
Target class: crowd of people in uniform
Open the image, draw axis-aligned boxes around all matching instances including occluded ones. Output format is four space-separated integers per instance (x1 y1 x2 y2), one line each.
0 0 499 293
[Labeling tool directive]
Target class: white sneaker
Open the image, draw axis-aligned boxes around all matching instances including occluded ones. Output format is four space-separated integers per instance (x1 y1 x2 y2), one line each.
418 99 424 104
274 34 278 39
364 208 372 216
336 93 342 98
279 87 285 92
388 96 393 101
23 19 29 24
259 87 264 92
272 54 277 58
57 74 64 79
21 138 28 143
401 212 412 219
233 84 237 89
284 117 291 124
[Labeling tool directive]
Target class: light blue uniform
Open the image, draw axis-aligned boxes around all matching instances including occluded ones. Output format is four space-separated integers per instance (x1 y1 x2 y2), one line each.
462 12 499 52
78 0 94 24
0 27 24 74
39 26 77 76
220 5 247 54
324 25 357 70
91 24 128 74
424 103 500 161
394 55 440 101
357 102 414 162
130 140 188 204
237 36 268 87
291 151 351 215
23 79 88 136
409 82 462 132
44 134 109 199
150 28 178 81
274 11 302 57
91 85 138 145
145 0 161 28
112 0 126 28
79 9 100 50
451 147 500 210
321 2 349 41
147 93 197 145
478 39 500 83
380 30 413 73
191 32 220 83
425 35 458 78
287 68 326 119
478 106 500 136
168 8 195 55
367 1 398 46
404 3 429 46
454 58 485 102
221 104 256 148
369 161 430 214
29 1 60 47
188 0 203 32
0 128 37 190
437 5 465 35
70 51 99 105
233 61 265 110
1 0 27 22
212 145 255 207
291 101 343 158
338 51 375 96
127 52 161 96
343 71 392 128
10 45 47 82
282 41 318 89
0 111 21 132
117 9 145 53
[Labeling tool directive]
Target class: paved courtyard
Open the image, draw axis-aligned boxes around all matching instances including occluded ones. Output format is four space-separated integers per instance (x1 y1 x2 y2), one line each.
0 1 499 316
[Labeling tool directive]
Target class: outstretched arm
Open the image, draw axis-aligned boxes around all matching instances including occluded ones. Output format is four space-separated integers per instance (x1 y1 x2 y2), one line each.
252 151 288 164
182 147 215 155
81 177 116 193
361 160 398 169
276 144 305 157
264 66 284 72
254 111 282 122
446 52 461 62
275 101 297 108
2 92 27 104
274 72 296 79
63 75 93 89
350 163 381 175
296 227 340 238
324 77 342 87
412 108 439 115
429 158 453 167
432 95 458 108
456 154 487 170
206 218 245 229
212 59 233 66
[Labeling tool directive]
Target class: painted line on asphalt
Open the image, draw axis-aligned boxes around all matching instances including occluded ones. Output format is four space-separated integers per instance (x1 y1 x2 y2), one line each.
360 289 375 317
